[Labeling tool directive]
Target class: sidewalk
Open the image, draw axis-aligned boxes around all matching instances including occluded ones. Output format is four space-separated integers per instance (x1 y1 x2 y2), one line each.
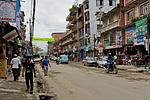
71 61 150 73
0 72 39 100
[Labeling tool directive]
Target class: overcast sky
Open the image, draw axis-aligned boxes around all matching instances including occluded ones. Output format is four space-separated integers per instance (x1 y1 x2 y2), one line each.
21 0 83 52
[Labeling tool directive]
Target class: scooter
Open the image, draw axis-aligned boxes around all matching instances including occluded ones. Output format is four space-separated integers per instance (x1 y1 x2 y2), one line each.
104 61 118 74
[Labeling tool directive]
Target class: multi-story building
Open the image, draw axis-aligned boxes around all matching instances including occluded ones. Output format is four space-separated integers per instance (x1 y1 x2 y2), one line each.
78 4 85 58
120 0 150 58
83 0 119 57
101 4 122 55
52 32 64 55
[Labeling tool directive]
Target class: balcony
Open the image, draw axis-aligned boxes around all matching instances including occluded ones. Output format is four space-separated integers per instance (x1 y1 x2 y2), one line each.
71 16 77 24
66 22 73 29
101 20 121 33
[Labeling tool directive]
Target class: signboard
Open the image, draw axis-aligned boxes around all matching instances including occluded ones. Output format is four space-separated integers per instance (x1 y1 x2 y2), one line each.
32 37 54 41
126 25 136 42
135 18 147 36
98 46 103 53
0 1 16 22
116 31 122 45
105 45 122 50
133 35 146 46
104 42 110 47
137 35 145 45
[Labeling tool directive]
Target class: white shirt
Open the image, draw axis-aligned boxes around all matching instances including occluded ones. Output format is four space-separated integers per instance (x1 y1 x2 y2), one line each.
11 57 21 69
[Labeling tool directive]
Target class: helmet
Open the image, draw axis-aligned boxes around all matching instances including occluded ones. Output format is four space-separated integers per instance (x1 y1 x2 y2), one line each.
108 53 112 56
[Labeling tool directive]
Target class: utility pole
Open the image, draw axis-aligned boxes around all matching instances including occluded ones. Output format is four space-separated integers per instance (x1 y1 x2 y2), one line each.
94 34 96 57
30 0 36 46
147 0 150 55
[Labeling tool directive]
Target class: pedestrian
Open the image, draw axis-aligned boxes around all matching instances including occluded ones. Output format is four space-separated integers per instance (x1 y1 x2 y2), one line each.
40 56 44 70
10 54 21 81
22 56 36 94
77 56 80 62
17 55 22 77
114 55 118 65
43 56 51 76
145 55 150 69
95 56 98 68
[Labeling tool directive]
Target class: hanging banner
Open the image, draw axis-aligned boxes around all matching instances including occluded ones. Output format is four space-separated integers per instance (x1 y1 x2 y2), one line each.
135 18 147 36
0 1 16 22
32 37 54 41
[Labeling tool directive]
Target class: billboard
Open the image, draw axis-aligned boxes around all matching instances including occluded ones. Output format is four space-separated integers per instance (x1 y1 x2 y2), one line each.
0 1 16 22
32 37 54 41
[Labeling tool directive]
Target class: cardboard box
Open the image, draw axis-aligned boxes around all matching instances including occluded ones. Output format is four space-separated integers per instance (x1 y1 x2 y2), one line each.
0 44 6 59
0 68 7 78
0 59 7 69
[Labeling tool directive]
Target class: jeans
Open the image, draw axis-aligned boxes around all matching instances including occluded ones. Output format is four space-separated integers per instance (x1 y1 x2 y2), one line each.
12 68 19 81
107 63 110 72
95 62 97 68
44 66 48 76
25 73 33 91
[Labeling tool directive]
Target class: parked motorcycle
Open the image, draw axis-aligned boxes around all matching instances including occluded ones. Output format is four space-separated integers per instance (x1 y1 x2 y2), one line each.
104 62 118 74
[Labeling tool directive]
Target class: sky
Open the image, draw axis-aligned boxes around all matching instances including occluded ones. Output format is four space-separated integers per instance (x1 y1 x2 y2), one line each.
21 0 83 52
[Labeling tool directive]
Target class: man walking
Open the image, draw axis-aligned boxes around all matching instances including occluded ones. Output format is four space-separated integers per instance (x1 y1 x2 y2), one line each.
43 56 51 76
145 55 150 69
10 54 21 81
22 56 36 94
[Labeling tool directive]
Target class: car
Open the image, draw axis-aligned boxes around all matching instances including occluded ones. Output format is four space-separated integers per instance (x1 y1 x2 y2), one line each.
60 55 69 64
97 57 107 68
82 57 89 63
83 57 96 66
33 54 41 62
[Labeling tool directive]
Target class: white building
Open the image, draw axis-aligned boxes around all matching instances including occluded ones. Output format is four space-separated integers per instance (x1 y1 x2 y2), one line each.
83 0 119 57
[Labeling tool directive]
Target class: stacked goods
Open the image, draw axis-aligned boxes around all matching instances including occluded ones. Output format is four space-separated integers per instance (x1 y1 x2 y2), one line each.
0 44 7 78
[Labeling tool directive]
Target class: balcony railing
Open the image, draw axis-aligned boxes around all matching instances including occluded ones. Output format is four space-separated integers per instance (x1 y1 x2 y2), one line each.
66 22 73 29
101 20 121 33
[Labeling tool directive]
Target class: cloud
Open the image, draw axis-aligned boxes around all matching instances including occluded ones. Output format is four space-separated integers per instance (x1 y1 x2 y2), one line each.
21 0 83 52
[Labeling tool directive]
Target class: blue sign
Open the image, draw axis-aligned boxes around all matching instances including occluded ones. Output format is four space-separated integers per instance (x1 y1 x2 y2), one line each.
137 35 145 45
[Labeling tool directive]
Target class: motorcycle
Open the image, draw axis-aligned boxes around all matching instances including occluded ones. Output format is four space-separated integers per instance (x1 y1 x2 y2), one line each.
104 61 118 74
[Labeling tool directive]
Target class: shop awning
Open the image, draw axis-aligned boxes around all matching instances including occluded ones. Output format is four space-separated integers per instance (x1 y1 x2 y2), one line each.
2 24 22 42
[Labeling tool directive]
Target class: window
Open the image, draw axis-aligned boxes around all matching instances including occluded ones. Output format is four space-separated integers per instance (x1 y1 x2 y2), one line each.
109 17 114 24
88 38 90 43
117 14 120 20
127 10 134 21
109 0 116 6
141 3 150 15
96 0 104 6
84 4 89 10
104 21 107 27
85 12 88 21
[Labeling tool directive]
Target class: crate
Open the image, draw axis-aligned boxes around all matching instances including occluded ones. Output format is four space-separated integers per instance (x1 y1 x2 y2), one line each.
0 68 7 78
0 44 6 59
0 59 7 69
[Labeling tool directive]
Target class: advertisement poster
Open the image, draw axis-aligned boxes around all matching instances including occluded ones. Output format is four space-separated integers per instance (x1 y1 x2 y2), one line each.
126 25 136 42
116 31 122 45
135 18 147 36
0 1 16 22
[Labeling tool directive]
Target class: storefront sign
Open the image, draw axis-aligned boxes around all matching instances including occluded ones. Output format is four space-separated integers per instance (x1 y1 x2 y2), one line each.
0 1 16 22
137 35 145 45
104 42 110 47
135 18 147 36
32 37 54 41
116 31 122 45
126 25 136 42
98 46 103 53
105 45 122 50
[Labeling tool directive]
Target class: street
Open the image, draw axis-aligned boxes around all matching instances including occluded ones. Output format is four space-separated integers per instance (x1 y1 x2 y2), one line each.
36 61 150 100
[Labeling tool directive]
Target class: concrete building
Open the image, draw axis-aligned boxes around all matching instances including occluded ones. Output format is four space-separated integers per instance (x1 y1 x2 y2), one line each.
83 0 119 57
101 5 122 55
120 0 150 58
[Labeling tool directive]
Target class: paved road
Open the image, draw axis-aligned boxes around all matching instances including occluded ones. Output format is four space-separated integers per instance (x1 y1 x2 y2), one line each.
37 61 150 100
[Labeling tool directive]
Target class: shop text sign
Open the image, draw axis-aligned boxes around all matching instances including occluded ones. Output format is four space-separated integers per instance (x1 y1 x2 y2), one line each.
0 1 16 22
137 35 145 45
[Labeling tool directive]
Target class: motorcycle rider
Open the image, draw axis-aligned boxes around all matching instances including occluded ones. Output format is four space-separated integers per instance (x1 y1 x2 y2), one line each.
106 53 114 73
